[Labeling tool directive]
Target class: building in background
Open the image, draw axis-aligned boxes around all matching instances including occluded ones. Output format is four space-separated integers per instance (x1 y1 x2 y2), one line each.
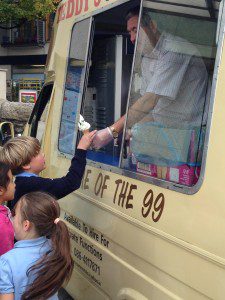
0 14 55 102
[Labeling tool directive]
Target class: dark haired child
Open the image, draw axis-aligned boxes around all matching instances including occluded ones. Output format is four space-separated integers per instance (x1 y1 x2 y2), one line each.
0 162 15 256
0 192 74 300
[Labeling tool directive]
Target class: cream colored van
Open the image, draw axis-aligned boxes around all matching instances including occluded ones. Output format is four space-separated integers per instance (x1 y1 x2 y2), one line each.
24 0 225 299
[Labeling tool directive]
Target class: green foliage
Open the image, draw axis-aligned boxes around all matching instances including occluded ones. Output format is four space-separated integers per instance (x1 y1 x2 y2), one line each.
0 0 61 22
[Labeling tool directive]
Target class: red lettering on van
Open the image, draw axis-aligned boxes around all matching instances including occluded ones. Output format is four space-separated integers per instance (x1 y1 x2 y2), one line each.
94 0 101 7
75 0 83 15
57 6 63 22
84 0 89 12
66 0 75 18
58 0 110 22
58 3 67 22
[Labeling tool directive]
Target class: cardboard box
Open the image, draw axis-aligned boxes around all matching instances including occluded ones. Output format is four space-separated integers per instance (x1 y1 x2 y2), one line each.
137 160 200 186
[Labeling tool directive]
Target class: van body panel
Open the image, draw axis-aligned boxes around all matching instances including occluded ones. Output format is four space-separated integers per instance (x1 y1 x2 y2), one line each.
27 0 225 298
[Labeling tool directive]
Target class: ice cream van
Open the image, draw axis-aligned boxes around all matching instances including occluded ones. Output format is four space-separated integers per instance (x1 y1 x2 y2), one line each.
23 0 225 299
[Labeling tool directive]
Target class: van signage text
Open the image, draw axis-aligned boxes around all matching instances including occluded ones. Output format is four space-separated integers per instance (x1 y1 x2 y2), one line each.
81 169 165 223
58 0 112 22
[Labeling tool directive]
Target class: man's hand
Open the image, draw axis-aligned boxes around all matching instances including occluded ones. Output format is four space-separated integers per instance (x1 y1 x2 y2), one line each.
92 128 113 149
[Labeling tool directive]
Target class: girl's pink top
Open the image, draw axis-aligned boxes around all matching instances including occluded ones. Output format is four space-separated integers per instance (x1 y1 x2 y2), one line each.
0 205 14 255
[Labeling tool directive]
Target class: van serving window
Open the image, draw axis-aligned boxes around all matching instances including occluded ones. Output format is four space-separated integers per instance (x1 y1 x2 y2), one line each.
79 2 134 166
59 0 220 192
120 0 218 188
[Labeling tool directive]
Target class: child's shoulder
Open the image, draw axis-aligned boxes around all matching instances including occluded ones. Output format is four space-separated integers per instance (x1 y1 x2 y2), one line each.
15 174 49 186
0 254 9 269
16 174 48 181
0 205 9 212
0 247 27 277
0 247 18 264
15 172 39 179
0 205 10 222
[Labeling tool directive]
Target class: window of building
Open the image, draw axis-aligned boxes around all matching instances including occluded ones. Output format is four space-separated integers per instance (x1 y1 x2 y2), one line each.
46 13 55 42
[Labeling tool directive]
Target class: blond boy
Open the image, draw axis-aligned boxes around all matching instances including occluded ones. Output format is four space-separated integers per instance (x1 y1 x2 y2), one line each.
0 132 95 208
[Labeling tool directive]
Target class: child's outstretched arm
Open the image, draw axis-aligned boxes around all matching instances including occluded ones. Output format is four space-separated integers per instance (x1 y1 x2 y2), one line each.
13 130 97 202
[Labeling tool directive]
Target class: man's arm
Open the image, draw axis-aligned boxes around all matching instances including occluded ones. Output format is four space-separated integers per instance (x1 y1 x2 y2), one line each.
92 92 159 149
124 92 159 129
111 92 159 132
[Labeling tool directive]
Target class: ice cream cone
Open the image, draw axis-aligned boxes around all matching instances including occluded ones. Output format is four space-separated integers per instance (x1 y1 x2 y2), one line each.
82 129 90 135
78 114 91 133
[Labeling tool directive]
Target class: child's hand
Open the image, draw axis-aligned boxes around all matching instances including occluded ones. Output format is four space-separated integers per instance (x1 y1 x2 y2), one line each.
77 130 97 150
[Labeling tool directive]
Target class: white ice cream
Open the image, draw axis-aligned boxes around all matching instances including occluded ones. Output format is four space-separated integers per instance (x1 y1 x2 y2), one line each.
78 115 91 132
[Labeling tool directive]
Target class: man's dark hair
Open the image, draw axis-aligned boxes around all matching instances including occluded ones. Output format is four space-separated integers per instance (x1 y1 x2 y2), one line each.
0 162 10 189
125 6 140 21
125 6 151 27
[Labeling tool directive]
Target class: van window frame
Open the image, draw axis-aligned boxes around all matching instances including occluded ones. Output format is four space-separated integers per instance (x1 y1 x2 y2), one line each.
119 3 220 195
28 83 53 138
57 17 94 156
58 0 225 195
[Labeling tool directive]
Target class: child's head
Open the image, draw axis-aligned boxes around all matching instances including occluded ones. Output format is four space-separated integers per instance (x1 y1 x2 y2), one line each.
13 192 61 240
0 136 45 175
13 192 74 300
0 162 15 203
